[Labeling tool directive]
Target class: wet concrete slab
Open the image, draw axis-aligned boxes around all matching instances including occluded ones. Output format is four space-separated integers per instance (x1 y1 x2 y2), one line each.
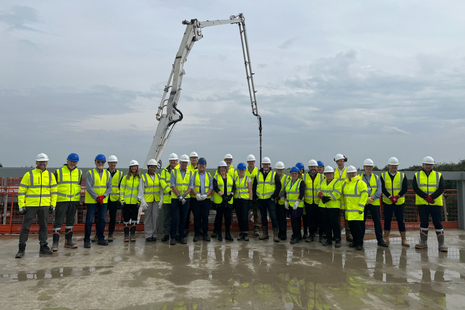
0 230 464 310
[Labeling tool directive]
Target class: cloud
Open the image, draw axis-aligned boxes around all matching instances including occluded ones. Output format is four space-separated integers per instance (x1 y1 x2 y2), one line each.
278 37 300 50
0 5 44 33
381 126 411 136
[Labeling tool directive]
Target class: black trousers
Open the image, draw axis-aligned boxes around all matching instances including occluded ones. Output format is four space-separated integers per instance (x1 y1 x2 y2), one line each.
348 220 364 246
320 207 341 242
192 199 210 232
53 201 78 230
276 203 288 236
305 202 320 235
19 206 49 245
123 203 139 223
235 199 250 232
214 205 232 233
107 200 120 234
291 215 302 239
361 204 383 241
418 204 443 230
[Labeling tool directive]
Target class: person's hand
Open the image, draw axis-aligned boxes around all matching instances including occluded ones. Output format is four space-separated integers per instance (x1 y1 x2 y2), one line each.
201 195 208 201
49 206 55 214
19 207 26 215
196 193 202 201
284 201 289 210
158 201 163 209
367 197 374 204
293 201 299 210
140 201 148 211
218 191 223 196
426 195 434 204
321 196 330 204
97 195 105 205
318 192 323 198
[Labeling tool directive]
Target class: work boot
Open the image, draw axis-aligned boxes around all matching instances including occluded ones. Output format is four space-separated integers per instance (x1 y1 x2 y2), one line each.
254 227 260 236
161 235 169 242
169 238 176 245
193 229 200 242
377 239 389 247
217 232 223 241
259 227 269 240
211 231 218 238
356 244 364 251
91 234 98 242
108 232 114 242
303 232 308 240
400 231 410 247
203 232 211 242
84 242 91 248
39 243 53 255
290 237 299 244
322 239 332 246
97 239 108 246
237 233 245 241
415 229 428 249
346 235 353 242
225 232 233 241
279 232 287 241
51 233 60 252
348 242 356 248
130 225 136 242
436 230 448 252
184 229 189 237
335 240 341 248
15 244 26 259
319 235 324 243
383 230 390 245
305 234 315 243
243 233 249 241
64 230 78 249
123 226 130 242
273 228 280 242
179 237 187 244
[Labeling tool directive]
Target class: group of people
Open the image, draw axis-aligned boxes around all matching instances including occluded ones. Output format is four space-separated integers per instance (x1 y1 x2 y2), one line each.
15 151 448 258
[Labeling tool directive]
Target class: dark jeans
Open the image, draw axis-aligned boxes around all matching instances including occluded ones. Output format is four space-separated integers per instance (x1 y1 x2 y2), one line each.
235 199 250 232
252 198 260 229
85 203 107 242
214 205 233 233
258 198 278 228
276 203 288 235
185 199 192 230
161 203 171 235
348 220 364 246
291 215 302 239
361 205 383 241
320 207 341 242
418 204 443 230
122 203 139 223
107 200 120 234
305 202 320 235
384 203 406 231
170 198 190 239
192 199 210 232
53 201 78 231
19 206 49 245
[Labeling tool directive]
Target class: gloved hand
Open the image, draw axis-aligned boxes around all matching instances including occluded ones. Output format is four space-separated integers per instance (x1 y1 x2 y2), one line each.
19 207 27 215
426 195 434 204
140 201 148 211
367 197 374 204
49 206 55 214
96 195 105 205
389 196 397 203
276 195 280 201
321 196 330 204
178 195 186 205
284 201 289 210
318 192 323 198
228 195 234 202
137 207 144 224
158 201 163 209
293 201 299 210
196 193 202 201
121 201 125 206
201 195 208 201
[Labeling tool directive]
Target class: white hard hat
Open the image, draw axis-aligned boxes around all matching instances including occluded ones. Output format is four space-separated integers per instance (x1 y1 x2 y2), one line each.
247 154 256 161
107 155 118 163
363 158 374 167
334 153 345 162
224 153 233 160
346 165 357 173
189 151 198 158
147 159 157 166
324 166 335 173
218 161 228 167
262 157 271 164
387 157 399 166
129 160 139 166
168 153 178 161
180 154 190 162
307 159 318 167
422 156 435 165
35 153 49 162
275 161 285 169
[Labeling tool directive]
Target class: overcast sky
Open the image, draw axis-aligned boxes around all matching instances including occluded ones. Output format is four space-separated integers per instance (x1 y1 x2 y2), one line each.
1 0 464 170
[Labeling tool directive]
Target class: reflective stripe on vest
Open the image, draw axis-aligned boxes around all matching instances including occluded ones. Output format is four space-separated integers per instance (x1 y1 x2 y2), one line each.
235 175 250 200
318 179 341 209
18 169 57 207
278 175 290 205
56 166 82 202
142 173 160 203
171 169 192 198
109 170 123 202
303 172 322 204
213 174 234 204
257 170 276 199
342 179 366 221
193 171 212 197
359 173 380 206
286 179 303 208
415 171 443 206
382 172 405 205
84 169 110 204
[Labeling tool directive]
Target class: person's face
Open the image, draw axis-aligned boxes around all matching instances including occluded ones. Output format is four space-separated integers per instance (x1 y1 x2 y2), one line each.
247 161 255 168
148 165 156 174
423 163 434 173
180 161 188 170
219 166 226 174
309 166 317 174
198 163 206 173
238 170 245 178
325 172 334 181
347 172 357 179
169 160 178 168
108 162 117 170
225 158 233 167
290 171 298 180
36 161 48 171
130 166 138 173
336 159 345 169
67 160 78 170
364 166 373 175
190 157 198 165
276 169 283 176
95 160 105 170
317 166 324 174
388 165 398 174
262 163 270 171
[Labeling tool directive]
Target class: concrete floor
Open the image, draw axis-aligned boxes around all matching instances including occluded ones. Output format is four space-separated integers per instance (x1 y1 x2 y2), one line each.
0 230 464 310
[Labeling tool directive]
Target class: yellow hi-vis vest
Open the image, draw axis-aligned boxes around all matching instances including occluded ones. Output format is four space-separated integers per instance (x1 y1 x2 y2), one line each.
245 166 258 179
55 165 82 202
342 177 368 221
256 170 276 200
277 174 290 205
109 170 123 202
318 179 342 209
85 169 110 204
234 175 251 200
382 172 405 205
141 173 161 203
121 175 141 204
303 172 323 205
335 167 347 182
187 164 198 198
285 179 304 208
359 173 380 206
170 168 192 199
415 171 443 206
18 168 57 208
213 174 234 204
192 171 212 198
160 165 177 204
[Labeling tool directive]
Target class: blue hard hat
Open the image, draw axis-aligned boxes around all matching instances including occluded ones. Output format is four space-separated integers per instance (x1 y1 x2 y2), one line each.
67 153 79 162
290 166 299 173
198 157 207 165
237 163 246 170
296 162 305 170
95 154 106 162
317 160 324 166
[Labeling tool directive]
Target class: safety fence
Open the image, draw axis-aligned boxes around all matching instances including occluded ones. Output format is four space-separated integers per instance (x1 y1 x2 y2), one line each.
0 177 460 234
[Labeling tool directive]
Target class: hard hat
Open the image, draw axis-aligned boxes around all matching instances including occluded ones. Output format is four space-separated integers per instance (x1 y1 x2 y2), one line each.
296 162 305 170
147 159 157 166
422 156 435 165
67 153 79 162
168 153 179 161
307 159 318 167
129 160 139 166
198 157 207 165
387 157 399 165
317 160 324 167
218 161 228 167
334 154 347 162
180 154 189 162
347 165 357 173
107 155 118 163
95 154 106 162
247 154 256 161
324 166 335 173
290 166 299 173
35 153 49 162
363 158 374 167
262 157 271 164
189 151 198 158
275 161 285 169
237 163 246 170
224 153 233 160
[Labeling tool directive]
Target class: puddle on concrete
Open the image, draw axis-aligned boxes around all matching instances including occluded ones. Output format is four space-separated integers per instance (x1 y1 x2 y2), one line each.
0 266 114 282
